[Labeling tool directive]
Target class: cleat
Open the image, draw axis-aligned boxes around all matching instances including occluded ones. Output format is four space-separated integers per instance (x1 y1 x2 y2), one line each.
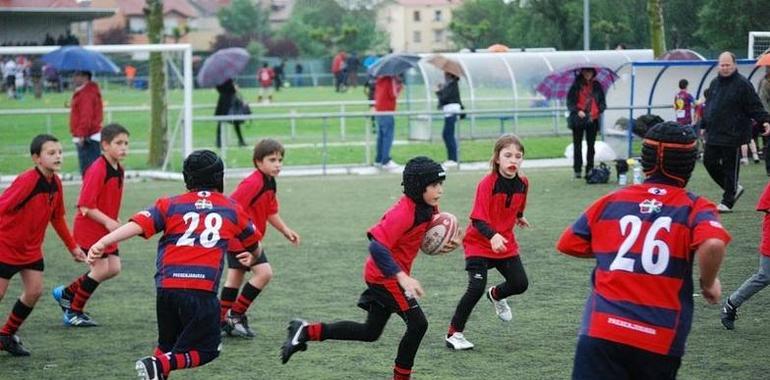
720 300 738 330
734 185 745 204
445 332 474 350
225 311 255 338
221 322 232 337
281 319 308 364
63 310 99 327
717 203 732 213
487 287 512 322
52 285 72 312
135 356 165 380
0 334 31 356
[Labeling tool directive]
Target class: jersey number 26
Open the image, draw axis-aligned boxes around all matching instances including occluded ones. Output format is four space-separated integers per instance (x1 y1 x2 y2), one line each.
610 215 672 275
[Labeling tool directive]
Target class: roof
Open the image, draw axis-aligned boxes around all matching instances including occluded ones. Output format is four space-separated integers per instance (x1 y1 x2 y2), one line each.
0 0 115 20
0 0 79 6
188 0 230 16
119 0 198 17
393 0 459 6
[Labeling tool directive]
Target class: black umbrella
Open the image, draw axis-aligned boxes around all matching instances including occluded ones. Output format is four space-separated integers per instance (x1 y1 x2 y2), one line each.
366 53 421 77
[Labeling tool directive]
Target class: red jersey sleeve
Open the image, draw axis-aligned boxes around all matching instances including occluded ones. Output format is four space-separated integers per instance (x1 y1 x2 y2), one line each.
269 196 279 216
229 179 253 206
0 172 36 216
690 197 731 248
234 204 262 250
368 203 412 250
469 175 493 223
77 160 105 209
556 195 607 258
129 198 168 239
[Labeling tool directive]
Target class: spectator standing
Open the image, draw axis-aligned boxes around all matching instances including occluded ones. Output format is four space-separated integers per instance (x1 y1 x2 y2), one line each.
435 72 462 167
702 52 770 212
566 67 607 179
346 53 360 88
374 75 403 170
257 63 274 103
332 51 347 92
69 70 103 175
293 63 303 87
758 66 770 175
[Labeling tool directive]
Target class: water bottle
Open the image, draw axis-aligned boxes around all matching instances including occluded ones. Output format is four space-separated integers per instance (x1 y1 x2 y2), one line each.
633 164 643 184
618 173 627 186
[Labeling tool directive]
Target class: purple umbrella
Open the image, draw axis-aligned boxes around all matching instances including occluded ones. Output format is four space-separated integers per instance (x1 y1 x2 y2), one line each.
536 63 618 100
196 47 251 87
658 49 706 61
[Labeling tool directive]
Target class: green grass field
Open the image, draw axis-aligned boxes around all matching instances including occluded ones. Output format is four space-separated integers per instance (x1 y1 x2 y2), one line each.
0 85 572 174
0 162 768 379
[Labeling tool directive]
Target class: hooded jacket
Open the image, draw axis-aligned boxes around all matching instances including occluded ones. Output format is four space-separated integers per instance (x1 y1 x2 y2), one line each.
703 70 770 146
69 81 103 138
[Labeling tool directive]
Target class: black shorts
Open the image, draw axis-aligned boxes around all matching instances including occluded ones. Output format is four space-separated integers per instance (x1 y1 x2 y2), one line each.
156 289 221 354
0 259 44 279
81 246 120 258
357 281 419 313
572 335 681 380
226 250 268 271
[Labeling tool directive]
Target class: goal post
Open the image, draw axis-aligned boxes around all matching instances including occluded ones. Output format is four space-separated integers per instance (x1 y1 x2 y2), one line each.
748 31 770 59
0 43 194 161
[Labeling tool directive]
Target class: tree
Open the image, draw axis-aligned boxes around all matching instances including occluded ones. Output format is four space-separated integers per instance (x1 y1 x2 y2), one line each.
697 0 767 53
647 0 666 57
449 0 515 49
217 0 270 40
527 0 584 50
145 0 167 167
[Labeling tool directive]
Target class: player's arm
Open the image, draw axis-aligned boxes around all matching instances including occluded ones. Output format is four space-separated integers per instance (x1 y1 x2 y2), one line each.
87 222 142 263
696 238 726 304
80 207 120 232
50 214 85 262
268 213 300 246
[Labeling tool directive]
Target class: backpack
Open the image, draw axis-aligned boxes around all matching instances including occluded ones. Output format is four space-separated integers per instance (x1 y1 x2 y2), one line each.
585 163 611 184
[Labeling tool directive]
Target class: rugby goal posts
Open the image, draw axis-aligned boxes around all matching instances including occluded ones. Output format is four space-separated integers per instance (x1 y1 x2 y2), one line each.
748 31 770 59
0 44 195 164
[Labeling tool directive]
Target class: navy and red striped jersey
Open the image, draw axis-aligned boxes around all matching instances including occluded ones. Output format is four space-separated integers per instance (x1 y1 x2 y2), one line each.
228 170 277 252
756 182 770 257
0 168 75 264
130 190 262 293
73 155 124 252
365 195 436 284
557 182 731 357
463 172 528 259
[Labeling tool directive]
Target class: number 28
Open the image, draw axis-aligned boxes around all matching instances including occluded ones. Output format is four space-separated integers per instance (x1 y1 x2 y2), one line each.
609 215 672 275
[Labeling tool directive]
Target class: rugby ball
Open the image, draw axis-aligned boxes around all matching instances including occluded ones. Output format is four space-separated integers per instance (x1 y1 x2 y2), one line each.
421 212 459 256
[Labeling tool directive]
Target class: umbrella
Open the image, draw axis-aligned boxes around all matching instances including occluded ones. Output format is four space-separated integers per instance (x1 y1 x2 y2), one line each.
658 49 706 61
366 53 421 77
535 63 618 100
196 47 251 87
362 55 380 69
427 55 464 77
757 53 770 66
487 44 509 53
40 46 119 74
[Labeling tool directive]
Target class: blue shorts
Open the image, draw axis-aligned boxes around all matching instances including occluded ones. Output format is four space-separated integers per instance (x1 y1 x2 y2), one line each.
572 335 681 380
156 289 221 355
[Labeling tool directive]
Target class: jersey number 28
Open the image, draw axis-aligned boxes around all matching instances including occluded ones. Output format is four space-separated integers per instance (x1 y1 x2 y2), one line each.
610 215 672 275
177 212 223 248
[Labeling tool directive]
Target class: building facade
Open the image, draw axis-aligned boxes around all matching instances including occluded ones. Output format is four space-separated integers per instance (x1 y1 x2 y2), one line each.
376 0 461 53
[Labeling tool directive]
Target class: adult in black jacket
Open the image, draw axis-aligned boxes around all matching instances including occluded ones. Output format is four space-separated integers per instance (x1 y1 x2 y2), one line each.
215 79 247 148
567 68 607 178
436 72 462 166
702 52 770 212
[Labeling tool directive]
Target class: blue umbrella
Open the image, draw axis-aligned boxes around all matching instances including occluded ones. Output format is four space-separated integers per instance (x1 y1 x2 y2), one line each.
367 53 421 77
196 47 251 87
41 46 119 74
362 55 380 69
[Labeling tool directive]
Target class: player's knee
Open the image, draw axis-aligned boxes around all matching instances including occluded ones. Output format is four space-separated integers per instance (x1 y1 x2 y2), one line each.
511 277 529 295
407 314 428 337
466 275 487 297
24 287 43 303
254 264 273 283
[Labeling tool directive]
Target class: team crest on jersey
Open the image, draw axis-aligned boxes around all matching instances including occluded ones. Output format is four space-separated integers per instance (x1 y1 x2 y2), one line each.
195 199 213 210
138 210 152 218
648 187 668 196
197 191 211 198
639 199 663 214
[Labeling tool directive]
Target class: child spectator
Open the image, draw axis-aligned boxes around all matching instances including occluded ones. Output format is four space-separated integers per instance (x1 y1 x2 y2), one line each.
86 150 263 379
220 139 300 338
53 124 130 327
257 63 274 103
674 79 695 127
0 134 85 356
445 134 530 350
280 156 459 380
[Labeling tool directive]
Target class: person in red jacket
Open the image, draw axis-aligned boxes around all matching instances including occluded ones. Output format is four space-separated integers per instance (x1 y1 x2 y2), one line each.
69 71 103 175
374 75 403 170
445 134 530 350
0 134 85 356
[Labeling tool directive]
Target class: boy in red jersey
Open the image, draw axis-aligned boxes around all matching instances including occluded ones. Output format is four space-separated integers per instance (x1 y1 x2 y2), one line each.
720 180 770 329
445 134 530 350
557 122 730 379
220 138 300 338
0 134 85 356
281 156 458 380
87 150 263 380
53 124 129 327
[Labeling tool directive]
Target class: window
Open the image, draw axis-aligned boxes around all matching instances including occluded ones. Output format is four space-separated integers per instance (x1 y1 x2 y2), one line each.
433 29 444 43
128 17 146 34
413 31 422 43
434 10 442 21
413 10 421 22
163 17 179 36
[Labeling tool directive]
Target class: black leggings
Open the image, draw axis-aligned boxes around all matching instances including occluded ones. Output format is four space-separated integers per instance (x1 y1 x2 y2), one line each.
320 303 428 370
450 256 529 332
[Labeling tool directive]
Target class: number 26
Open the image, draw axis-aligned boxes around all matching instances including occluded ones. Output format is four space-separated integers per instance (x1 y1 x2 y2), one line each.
610 215 671 275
